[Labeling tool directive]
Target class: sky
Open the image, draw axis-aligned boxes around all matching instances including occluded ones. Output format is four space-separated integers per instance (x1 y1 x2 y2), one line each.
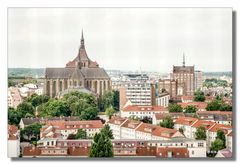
8 8 232 72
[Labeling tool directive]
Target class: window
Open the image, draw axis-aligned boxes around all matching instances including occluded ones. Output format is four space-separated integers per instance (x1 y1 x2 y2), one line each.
198 143 204 147
192 150 194 155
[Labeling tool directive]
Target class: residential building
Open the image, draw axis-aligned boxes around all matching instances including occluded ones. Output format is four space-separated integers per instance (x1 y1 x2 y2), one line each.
152 112 185 125
120 105 168 119
177 102 208 111
40 120 103 139
24 138 207 158
194 70 203 91
8 125 20 157
156 93 170 107
8 87 23 108
158 79 177 98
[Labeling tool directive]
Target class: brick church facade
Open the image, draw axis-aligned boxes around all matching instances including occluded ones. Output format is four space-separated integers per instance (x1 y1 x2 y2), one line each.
44 31 111 98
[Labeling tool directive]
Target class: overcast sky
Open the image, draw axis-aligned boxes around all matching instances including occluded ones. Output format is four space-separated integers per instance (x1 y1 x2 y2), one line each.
8 8 232 72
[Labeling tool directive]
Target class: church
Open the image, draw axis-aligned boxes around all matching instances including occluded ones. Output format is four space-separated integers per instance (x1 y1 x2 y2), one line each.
44 31 111 98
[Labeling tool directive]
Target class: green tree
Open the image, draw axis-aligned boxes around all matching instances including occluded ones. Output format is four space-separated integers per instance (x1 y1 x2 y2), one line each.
8 79 16 87
80 107 98 120
67 134 76 139
140 116 152 124
184 105 197 113
63 91 98 116
101 124 114 139
17 101 35 117
194 90 206 102
89 132 113 157
206 99 222 111
219 103 232 111
168 103 183 113
39 99 70 117
26 94 50 107
8 107 22 125
216 129 226 148
159 116 174 129
113 90 119 111
20 123 42 142
75 129 87 139
105 106 115 119
208 139 225 157
129 115 140 121
195 126 207 140
100 91 114 111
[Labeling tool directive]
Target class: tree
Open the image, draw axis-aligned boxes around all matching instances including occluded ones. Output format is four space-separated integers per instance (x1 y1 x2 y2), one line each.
75 129 87 139
184 105 197 113
39 99 70 117
105 106 115 119
216 129 226 148
63 91 98 116
99 91 114 111
195 126 207 140
140 116 152 124
80 107 98 120
159 116 174 129
219 103 232 111
8 107 22 125
168 103 183 113
89 132 113 157
67 134 76 139
206 99 222 111
20 123 42 142
8 79 16 87
26 94 50 107
113 90 119 111
194 90 206 102
17 101 35 117
209 139 225 157
129 115 140 121
101 124 114 139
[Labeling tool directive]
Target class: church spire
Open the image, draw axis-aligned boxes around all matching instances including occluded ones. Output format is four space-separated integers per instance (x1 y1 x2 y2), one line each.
80 29 85 48
183 52 185 67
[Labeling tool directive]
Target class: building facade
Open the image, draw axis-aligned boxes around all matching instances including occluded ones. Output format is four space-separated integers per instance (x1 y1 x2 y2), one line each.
44 31 111 98
170 55 195 96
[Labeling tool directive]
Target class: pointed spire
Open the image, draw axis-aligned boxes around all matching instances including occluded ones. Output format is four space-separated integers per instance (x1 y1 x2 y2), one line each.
80 29 85 48
183 52 185 67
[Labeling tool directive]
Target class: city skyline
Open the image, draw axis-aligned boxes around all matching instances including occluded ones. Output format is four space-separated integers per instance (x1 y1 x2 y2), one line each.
8 8 232 72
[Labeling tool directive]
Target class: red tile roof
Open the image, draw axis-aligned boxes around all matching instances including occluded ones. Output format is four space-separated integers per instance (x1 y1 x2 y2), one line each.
108 116 128 125
136 123 179 139
45 120 103 130
197 111 232 115
23 146 41 156
175 117 198 126
8 125 18 140
181 96 194 101
177 102 208 109
123 105 167 112
154 113 185 120
192 120 216 130
121 119 142 129
208 123 232 133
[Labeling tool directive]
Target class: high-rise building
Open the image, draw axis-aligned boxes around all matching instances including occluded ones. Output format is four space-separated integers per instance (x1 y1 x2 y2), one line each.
170 54 195 96
119 74 155 108
158 79 177 98
194 70 203 91
44 30 111 98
